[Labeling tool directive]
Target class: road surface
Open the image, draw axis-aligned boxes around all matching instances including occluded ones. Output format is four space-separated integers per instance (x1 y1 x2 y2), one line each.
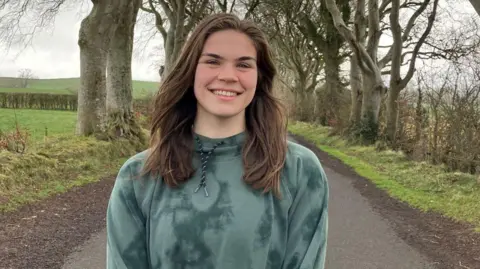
62 164 437 269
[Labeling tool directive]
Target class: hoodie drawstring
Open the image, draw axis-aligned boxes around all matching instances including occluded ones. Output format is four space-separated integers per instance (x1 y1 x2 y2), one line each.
194 136 224 197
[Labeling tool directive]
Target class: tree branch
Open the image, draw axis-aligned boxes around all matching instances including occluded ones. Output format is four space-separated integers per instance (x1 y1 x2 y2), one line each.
0 0 68 50
142 0 167 41
366 0 381 60
400 0 439 88
244 0 260 19
157 0 173 21
325 0 376 75
379 0 431 68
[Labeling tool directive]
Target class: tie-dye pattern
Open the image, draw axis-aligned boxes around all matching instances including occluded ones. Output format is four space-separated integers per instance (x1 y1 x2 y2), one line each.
106 132 329 269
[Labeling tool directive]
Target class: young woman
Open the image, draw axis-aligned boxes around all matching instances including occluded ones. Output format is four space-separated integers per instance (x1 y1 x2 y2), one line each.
106 13 329 269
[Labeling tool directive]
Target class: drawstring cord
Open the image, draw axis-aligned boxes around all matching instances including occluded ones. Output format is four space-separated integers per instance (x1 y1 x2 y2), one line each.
194 136 224 197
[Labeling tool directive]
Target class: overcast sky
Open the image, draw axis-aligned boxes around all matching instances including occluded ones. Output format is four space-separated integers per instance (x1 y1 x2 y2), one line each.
0 1 476 82
0 3 162 82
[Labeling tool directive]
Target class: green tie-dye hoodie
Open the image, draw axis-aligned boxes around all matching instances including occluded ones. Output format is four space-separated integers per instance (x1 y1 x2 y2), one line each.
106 132 329 269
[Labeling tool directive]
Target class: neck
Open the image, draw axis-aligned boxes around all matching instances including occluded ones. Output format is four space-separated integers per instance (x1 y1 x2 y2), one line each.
193 111 246 139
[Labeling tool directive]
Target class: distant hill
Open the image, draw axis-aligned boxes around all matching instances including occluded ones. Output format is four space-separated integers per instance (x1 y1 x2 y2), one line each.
0 77 159 99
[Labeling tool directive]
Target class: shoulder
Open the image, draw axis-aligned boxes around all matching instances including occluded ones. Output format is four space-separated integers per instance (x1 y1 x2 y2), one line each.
286 139 320 165
282 139 328 197
117 149 150 178
285 139 325 176
110 149 157 215
112 149 155 197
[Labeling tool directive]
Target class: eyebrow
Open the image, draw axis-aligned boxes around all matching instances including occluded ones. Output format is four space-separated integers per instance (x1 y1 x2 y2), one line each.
201 53 256 62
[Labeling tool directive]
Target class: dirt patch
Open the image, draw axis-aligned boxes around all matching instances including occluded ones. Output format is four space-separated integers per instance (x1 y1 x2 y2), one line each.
289 133 480 269
0 176 115 269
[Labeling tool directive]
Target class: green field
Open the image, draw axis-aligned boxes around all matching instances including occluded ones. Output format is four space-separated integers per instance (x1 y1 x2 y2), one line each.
0 108 77 142
0 77 159 99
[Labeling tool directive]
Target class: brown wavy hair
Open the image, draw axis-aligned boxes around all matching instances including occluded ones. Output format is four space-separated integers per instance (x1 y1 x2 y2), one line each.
142 13 288 197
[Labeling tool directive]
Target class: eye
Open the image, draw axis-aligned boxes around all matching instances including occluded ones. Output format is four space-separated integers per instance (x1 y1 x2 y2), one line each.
205 59 220 65
237 62 251 68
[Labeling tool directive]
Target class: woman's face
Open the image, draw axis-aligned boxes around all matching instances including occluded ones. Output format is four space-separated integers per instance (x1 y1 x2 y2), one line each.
193 29 258 121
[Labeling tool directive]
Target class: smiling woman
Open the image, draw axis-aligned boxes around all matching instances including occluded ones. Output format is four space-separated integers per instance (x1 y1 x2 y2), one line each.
194 29 258 133
106 13 329 269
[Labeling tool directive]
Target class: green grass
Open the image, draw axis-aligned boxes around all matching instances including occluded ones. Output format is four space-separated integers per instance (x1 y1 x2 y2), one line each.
0 107 148 212
0 134 145 212
0 108 77 142
288 121 480 232
0 77 159 99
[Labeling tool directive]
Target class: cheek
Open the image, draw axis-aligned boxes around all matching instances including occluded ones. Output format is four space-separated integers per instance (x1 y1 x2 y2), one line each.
240 72 258 91
194 65 215 86
194 66 212 97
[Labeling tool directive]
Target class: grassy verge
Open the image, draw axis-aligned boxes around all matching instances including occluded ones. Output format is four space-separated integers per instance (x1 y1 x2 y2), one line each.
0 134 146 212
288 121 480 232
0 108 148 213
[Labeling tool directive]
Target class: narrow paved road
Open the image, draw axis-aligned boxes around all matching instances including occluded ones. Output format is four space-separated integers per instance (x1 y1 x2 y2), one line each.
62 138 438 269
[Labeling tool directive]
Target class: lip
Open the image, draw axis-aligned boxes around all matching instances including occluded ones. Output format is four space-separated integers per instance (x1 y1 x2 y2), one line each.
209 88 242 94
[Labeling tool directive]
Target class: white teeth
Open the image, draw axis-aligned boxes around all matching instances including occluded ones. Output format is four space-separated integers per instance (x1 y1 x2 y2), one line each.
212 90 237 97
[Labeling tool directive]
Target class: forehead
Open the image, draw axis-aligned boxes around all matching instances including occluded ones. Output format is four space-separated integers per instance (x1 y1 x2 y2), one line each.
202 29 257 59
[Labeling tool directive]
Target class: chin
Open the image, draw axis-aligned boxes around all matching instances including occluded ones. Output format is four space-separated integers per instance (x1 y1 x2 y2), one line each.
210 110 244 119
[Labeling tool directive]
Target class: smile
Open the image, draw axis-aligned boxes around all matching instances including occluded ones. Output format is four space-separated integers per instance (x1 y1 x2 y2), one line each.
211 90 239 97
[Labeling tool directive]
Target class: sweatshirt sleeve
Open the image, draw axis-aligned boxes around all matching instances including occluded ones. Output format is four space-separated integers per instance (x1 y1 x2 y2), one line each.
283 151 329 269
106 160 149 269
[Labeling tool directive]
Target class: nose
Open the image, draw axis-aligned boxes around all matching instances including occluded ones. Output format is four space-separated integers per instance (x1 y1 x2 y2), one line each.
217 63 238 82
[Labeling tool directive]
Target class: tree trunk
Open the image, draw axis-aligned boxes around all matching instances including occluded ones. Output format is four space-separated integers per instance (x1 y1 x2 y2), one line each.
358 0 385 143
349 0 366 127
164 19 187 77
385 0 438 144
163 26 177 76
360 75 384 143
349 55 362 125
323 42 342 125
76 0 118 136
105 0 143 140
414 86 423 143
295 79 309 121
432 109 439 163
319 0 349 126
385 85 400 146
325 0 387 144
315 86 327 125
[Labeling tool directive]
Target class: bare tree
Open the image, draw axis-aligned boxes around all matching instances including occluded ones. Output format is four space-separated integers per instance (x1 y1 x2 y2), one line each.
0 0 72 52
386 0 439 146
140 0 210 78
325 0 454 144
253 0 323 122
417 63 480 173
296 0 351 126
139 0 260 79
17 68 36 88
325 0 388 143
